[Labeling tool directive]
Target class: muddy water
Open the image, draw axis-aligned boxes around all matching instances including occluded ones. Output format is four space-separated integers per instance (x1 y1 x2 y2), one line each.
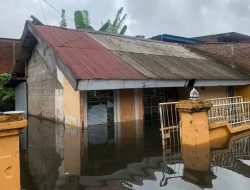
21 117 250 190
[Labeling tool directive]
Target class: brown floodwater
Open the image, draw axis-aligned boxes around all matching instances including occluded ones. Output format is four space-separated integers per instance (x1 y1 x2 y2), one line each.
20 117 250 190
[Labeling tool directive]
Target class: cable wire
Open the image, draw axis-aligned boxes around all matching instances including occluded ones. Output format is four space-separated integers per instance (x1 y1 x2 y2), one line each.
41 0 74 22
39 0 47 24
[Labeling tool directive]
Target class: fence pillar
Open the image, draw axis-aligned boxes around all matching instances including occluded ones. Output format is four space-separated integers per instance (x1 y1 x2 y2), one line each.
176 99 213 172
0 112 27 190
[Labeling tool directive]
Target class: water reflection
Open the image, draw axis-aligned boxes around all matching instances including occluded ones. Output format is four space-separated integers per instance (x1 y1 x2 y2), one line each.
125 132 250 190
21 117 250 190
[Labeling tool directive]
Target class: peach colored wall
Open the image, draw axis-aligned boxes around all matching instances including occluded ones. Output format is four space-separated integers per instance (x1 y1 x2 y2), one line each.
120 89 136 123
119 89 144 141
63 78 84 128
63 78 85 175
177 87 227 100
120 89 136 140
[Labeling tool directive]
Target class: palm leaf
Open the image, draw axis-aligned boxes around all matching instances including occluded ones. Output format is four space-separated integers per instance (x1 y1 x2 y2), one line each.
119 25 127 35
116 14 127 33
99 20 111 32
111 7 123 33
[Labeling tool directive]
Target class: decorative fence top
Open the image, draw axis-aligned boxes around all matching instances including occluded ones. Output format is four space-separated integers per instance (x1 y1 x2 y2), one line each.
159 96 250 130
208 96 250 127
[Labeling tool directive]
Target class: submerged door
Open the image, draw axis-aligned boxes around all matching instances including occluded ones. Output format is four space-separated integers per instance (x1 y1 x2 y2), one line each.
86 90 116 175
87 90 114 145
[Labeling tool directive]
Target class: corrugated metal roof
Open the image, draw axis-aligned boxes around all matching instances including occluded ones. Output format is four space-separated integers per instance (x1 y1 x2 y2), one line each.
87 33 206 59
33 25 145 80
30 24 249 81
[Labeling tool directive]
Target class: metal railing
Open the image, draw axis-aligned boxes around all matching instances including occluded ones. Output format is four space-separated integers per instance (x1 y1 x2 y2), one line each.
159 102 180 153
208 96 250 127
159 96 250 152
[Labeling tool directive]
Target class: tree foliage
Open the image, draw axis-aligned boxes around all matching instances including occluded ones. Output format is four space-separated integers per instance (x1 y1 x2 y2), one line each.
0 73 15 111
100 7 127 34
73 7 127 34
74 10 91 29
60 9 67 28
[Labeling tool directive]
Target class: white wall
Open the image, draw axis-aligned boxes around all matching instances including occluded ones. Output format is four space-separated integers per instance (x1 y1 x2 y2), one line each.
15 82 27 150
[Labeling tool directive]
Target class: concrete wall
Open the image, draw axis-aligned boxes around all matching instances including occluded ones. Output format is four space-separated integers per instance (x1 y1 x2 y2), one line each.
26 46 65 186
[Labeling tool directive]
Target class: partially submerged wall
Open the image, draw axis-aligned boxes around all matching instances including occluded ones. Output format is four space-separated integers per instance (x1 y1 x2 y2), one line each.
63 77 85 175
119 89 144 144
27 46 65 185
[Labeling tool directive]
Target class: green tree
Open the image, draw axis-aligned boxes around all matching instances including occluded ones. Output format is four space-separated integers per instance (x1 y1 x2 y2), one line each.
60 9 67 28
0 73 15 111
74 7 128 34
99 7 127 34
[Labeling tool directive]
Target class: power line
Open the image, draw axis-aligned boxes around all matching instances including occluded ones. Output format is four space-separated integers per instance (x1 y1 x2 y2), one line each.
39 0 47 24
40 0 74 22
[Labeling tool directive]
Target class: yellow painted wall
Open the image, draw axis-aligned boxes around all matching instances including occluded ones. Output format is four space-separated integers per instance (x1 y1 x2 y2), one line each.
177 87 227 100
0 118 27 190
236 85 250 99
0 135 20 190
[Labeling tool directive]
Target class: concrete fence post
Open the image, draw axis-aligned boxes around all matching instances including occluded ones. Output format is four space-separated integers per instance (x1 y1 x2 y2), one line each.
176 99 213 172
0 112 27 190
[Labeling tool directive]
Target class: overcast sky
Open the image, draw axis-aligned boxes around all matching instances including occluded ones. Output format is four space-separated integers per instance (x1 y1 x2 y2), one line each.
1 0 250 39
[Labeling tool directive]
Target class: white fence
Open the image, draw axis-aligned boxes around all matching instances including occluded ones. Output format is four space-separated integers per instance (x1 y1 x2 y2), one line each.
208 96 250 127
159 96 250 151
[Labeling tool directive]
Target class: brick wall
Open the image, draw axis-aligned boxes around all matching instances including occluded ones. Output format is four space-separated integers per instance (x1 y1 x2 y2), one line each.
189 43 250 73
0 39 20 73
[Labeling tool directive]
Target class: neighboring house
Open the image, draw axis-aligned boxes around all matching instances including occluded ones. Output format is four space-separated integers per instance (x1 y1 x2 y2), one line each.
193 32 250 43
189 42 250 98
0 38 20 74
152 32 250 44
151 34 202 44
0 38 27 148
13 21 250 154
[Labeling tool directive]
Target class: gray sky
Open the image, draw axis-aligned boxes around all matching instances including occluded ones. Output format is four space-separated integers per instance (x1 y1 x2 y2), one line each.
1 0 250 39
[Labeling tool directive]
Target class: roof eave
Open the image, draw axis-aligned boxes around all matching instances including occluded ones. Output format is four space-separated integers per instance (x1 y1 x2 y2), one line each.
77 79 250 91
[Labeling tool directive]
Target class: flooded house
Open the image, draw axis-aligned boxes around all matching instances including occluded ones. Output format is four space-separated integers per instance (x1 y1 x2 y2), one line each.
10 21 250 189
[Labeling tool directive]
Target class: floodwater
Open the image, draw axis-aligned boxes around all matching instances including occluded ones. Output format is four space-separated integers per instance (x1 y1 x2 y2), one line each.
21 117 250 190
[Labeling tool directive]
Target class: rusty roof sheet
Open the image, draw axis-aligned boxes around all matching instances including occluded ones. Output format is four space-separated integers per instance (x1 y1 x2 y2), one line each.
29 24 249 81
33 25 145 80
